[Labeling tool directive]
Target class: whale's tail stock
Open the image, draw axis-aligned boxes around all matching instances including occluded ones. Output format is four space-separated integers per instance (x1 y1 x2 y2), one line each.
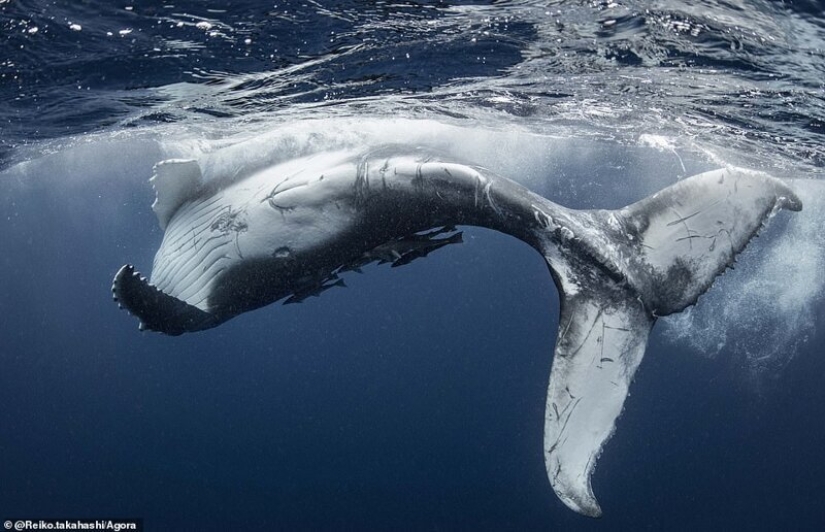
535 167 801 517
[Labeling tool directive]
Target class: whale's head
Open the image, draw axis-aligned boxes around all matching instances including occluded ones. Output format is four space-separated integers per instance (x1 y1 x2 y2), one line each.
115 152 369 333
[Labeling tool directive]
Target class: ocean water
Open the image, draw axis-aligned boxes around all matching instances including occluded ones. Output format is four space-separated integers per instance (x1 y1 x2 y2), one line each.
1 0 824 529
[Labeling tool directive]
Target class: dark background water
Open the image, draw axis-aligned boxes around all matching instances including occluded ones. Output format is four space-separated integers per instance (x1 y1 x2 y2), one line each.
1 1 825 530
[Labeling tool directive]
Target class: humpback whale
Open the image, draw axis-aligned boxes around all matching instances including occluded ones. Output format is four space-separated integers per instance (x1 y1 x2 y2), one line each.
112 146 801 517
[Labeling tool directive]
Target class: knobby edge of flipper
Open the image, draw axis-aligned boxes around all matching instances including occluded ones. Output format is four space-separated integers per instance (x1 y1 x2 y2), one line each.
150 159 204 231
536 167 801 517
112 264 218 335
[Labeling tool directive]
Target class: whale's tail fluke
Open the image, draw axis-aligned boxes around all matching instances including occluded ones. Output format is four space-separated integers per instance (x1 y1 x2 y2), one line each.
536 168 801 517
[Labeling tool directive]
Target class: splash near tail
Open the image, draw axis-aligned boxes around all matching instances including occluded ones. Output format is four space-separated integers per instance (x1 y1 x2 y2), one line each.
535 168 801 517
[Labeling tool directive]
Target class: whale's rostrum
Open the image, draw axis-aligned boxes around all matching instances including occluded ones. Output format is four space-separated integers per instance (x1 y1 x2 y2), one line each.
112 146 801 517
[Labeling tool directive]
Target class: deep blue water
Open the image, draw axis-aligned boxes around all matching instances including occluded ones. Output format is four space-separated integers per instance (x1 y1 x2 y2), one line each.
2 1 825 530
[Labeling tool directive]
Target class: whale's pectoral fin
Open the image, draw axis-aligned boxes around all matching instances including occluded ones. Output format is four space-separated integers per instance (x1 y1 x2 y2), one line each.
112 264 216 335
544 285 653 518
150 159 203 230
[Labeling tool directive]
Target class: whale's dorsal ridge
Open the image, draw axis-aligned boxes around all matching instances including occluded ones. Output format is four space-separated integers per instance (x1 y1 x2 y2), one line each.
150 159 203 230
